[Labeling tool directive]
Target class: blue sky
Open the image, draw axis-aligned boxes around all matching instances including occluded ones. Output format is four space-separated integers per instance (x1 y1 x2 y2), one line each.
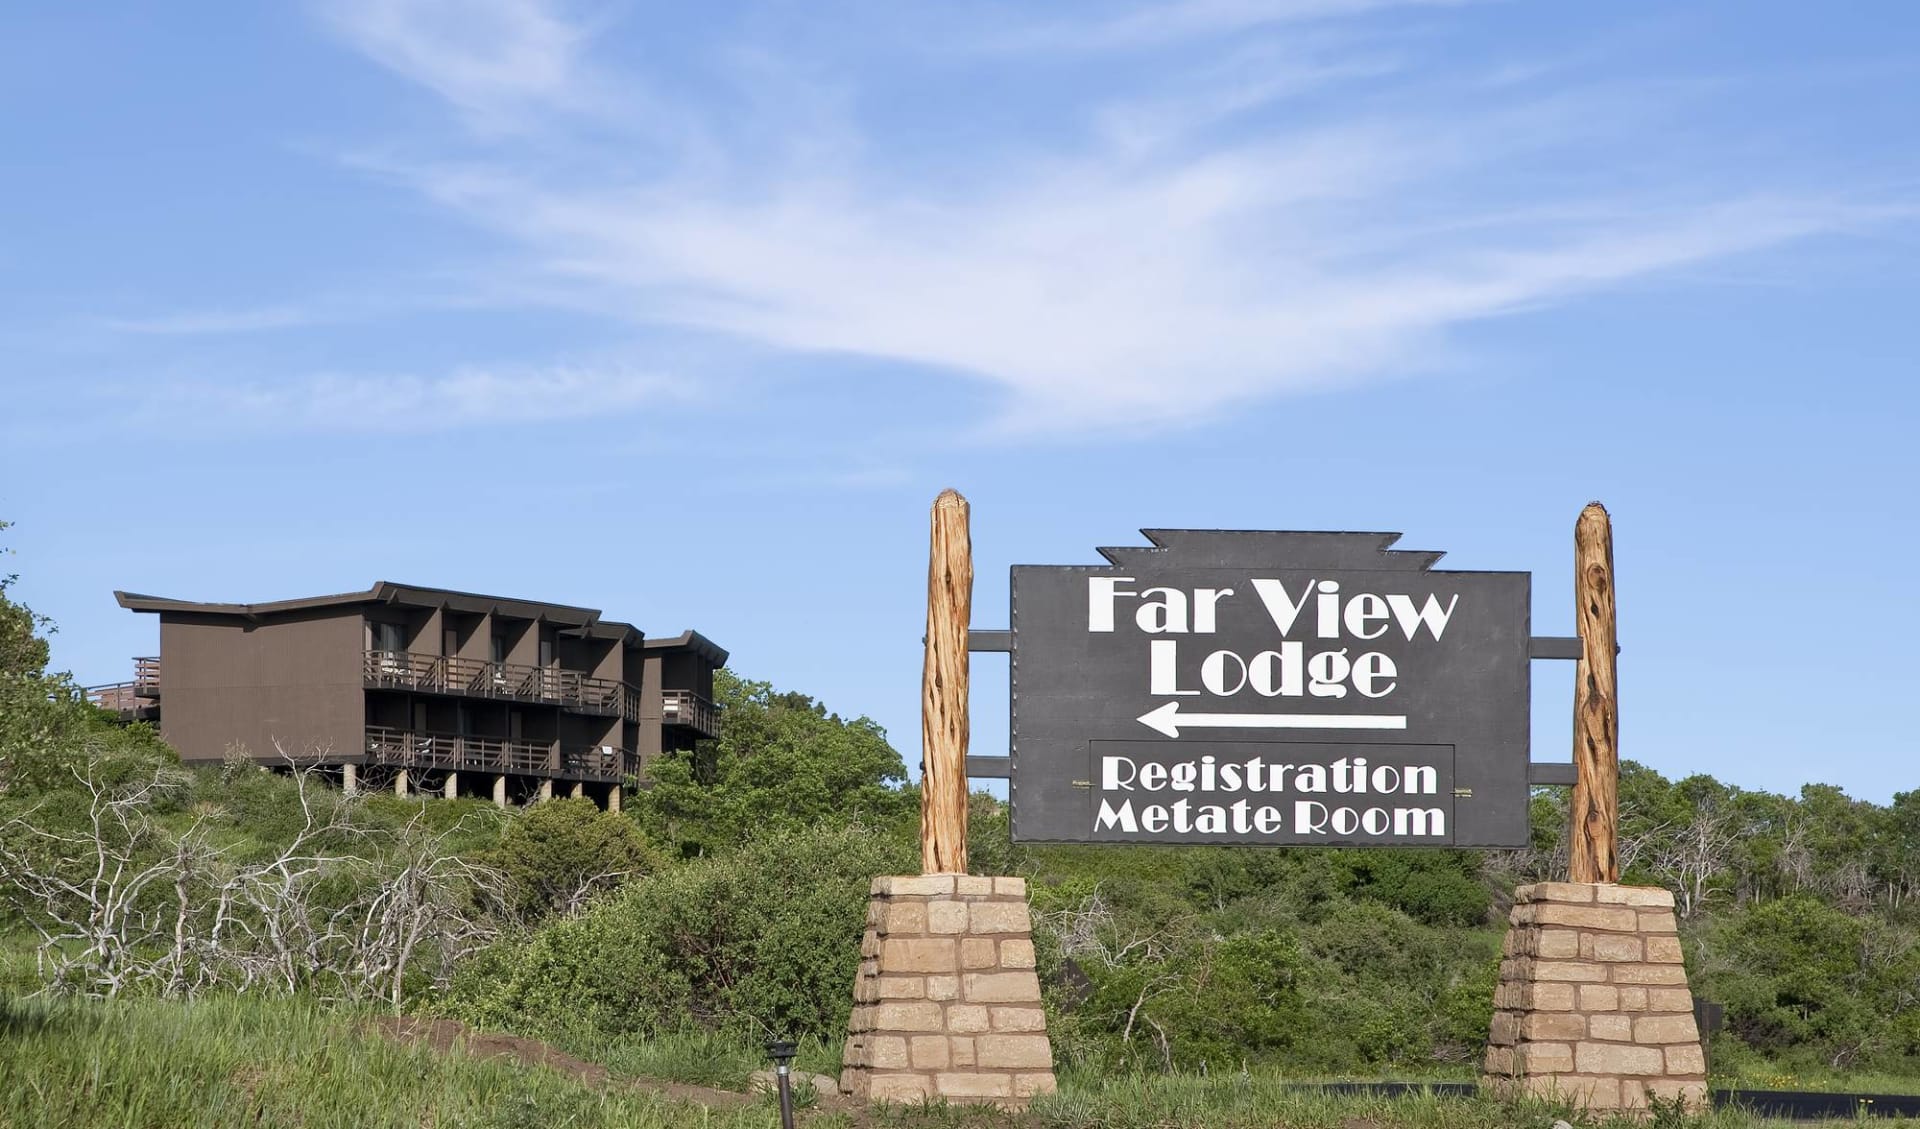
3 1 1917 803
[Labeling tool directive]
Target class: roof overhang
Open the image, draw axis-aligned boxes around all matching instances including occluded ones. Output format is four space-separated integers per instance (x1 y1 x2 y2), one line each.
643 629 729 666
115 581 643 643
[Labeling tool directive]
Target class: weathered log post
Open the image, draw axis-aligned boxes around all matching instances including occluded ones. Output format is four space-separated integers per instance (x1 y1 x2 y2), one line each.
1569 501 1620 885
920 488 971 876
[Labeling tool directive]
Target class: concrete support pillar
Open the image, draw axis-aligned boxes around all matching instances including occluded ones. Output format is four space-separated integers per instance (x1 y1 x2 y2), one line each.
443 772 459 800
608 784 622 814
537 778 553 802
342 763 358 797
493 774 508 808
570 781 584 800
394 769 409 798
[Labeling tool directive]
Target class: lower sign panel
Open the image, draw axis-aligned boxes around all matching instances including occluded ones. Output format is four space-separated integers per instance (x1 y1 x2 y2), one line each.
1085 741 1456 846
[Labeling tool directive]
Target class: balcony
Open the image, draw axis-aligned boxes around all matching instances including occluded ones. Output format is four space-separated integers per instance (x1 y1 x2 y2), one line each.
85 656 161 720
659 689 719 737
363 650 637 719
364 726 638 783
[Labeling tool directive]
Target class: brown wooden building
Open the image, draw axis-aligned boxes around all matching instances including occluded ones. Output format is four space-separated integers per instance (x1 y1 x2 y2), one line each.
91 582 727 809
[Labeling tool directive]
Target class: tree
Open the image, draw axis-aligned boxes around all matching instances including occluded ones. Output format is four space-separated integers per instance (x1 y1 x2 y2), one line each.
0 521 51 679
485 797 658 920
630 670 916 855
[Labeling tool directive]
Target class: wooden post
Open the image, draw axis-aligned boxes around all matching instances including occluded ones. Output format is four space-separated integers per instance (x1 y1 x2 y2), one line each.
1569 502 1620 884
921 489 971 875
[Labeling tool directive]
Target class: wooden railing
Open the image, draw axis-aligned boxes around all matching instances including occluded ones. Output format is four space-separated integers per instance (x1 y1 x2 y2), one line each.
85 656 162 717
364 726 637 782
133 656 160 695
362 650 630 715
659 689 719 736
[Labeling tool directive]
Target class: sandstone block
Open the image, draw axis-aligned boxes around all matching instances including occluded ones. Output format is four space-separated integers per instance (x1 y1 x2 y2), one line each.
936 1072 1013 1099
1594 885 1675 908
1536 928 1580 959
1000 939 1037 968
1534 960 1609 983
1488 1012 1518 1046
882 938 956 973
1014 1072 1058 1097
1588 934 1643 962
1530 982 1578 1011
1532 1075 1621 1108
951 1036 976 1067
874 1002 944 1032
968 903 1032 935
1611 964 1687 985
965 971 1042 1003
1645 1078 1708 1105
1521 1012 1585 1041
961 938 998 968
1646 988 1694 1013
947 1005 990 1033
1635 1014 1700 1044
954 876 994 895
1509 904 1537 926
1523 882 1598 904
911 1035 950 1069
1580 985 1620 1011
869 1036 909 1069
977 1034 1054 1069
1589 1014 1632 1041
1533 905 1641 932
888 875 955 897
868 1073 931 1103
1483 1046 1515 1076
1575 1041 1666 1075
1666 1044 1706 1075
994 877 1028 897
877 977 925 1000
990 1007 1048 1032
1618 986 1649 1011
886 903 928 935
926 975 958 1001
928 901 970 934
1644 935 1685 964
1518 1042 1573 1072
1638 910 1679 934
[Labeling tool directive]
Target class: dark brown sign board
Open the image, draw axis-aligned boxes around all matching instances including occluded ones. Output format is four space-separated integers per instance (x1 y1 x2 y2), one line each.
1007 531 1533 848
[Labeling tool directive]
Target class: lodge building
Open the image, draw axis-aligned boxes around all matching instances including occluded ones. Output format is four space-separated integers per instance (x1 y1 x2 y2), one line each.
88 582 727 810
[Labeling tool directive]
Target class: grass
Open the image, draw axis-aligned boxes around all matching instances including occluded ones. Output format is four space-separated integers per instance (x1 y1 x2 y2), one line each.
0 993 787 1129
0 993 1899 1129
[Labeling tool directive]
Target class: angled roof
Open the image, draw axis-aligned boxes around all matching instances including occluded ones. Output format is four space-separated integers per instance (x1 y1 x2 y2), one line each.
642 629 730 665
114 581 649 643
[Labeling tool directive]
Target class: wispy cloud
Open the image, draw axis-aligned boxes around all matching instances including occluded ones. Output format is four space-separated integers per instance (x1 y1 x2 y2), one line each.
989 0 1475 55
131 361 689 432
308 0 1894 436
316 0 600 127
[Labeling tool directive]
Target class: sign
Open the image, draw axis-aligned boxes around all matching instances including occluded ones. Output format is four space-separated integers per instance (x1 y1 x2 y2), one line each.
1008 531 1532 847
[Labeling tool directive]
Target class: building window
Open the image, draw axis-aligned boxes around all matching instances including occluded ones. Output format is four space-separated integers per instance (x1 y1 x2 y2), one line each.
372 622 405 654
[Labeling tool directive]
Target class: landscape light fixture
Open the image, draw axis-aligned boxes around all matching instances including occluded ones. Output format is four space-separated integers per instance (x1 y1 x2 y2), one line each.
766 1038 798 1129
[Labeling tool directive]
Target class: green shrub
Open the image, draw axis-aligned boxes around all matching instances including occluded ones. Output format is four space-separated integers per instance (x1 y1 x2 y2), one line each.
441 820 912 1043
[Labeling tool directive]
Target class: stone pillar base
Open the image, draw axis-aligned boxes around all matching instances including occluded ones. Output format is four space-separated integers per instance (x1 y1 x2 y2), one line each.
1483 882 1706 1115
841 875 1056 1108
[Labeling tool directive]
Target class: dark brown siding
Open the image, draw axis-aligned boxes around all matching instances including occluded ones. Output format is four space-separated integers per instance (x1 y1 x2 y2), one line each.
157 609 363 763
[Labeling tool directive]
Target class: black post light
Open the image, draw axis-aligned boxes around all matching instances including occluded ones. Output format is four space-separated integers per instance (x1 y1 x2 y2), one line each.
766 1038 798 1129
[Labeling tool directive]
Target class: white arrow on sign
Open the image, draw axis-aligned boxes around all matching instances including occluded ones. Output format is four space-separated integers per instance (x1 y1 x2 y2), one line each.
1137 701 1408 738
